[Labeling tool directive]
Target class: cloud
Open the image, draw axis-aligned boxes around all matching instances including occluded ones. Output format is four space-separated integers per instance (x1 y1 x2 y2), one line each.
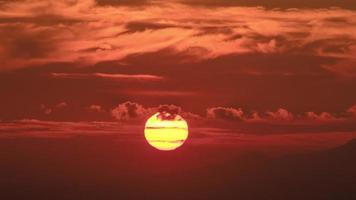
88 104 105 112
305 111 337 121
123 21 180 34
40 104 52 115
266 108 294 121
3 100 356 135
117 89 196 97
179 0 356 10
0 1 354 123
157 104 181 114
347 105 356 117
206 107 244 121
0 119 133 138
51 72 164 81
155 104 183 120
0 0 356 77
111 101 151 120
56 102 68 108
226 108 295 123
108 102 356 124
255 39 279 54
181 112 202 120
1 119 355 154
205 107 347 123
110 102 202 121
40 102 68 115
247 111 264 122
95 0 149 6
33 100 356 125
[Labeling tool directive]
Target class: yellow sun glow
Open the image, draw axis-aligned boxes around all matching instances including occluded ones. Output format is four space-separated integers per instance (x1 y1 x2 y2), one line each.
144 112 189 151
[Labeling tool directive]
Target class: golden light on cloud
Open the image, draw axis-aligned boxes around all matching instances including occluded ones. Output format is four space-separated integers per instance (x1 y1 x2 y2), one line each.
144 112 189 151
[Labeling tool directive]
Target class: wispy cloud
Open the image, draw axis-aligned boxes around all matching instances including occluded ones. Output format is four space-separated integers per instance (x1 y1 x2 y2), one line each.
0 119 129 138
51 72 164 81
0 0 355 77
40 102 68 115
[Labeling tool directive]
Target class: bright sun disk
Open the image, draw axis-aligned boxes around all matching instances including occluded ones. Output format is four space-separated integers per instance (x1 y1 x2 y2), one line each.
144 112 189 151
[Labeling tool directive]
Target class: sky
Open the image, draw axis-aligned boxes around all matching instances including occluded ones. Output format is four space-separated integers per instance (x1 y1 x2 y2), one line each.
1 0 356 143
1 1 356 199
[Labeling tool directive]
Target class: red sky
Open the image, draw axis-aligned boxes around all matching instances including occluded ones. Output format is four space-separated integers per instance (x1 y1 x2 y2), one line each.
0 0 356 141
2 2 356 199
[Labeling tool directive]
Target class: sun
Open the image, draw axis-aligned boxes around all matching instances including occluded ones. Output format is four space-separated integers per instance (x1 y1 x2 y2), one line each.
144 112 189 151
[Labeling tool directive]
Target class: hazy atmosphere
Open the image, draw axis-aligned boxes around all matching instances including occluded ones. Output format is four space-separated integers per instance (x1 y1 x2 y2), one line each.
1 0 356 199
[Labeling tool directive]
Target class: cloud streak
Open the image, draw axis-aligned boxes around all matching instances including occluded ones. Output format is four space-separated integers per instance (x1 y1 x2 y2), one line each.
0 119 132 138
51 72 164 81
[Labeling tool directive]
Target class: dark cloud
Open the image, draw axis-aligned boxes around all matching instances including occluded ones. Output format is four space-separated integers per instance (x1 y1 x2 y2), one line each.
111 101 150 121
123 21 180 34
115 50 354 113
323 57 356 77
157 104 181 115
156 104 182 120
0 15 83 26
207 107 244 121
110 102 200 121
96 0 149 6
120 47 338 78
302 37 356 55
194 26 234 36
0 25 55 60
0 0 22 5
181 0 356 10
